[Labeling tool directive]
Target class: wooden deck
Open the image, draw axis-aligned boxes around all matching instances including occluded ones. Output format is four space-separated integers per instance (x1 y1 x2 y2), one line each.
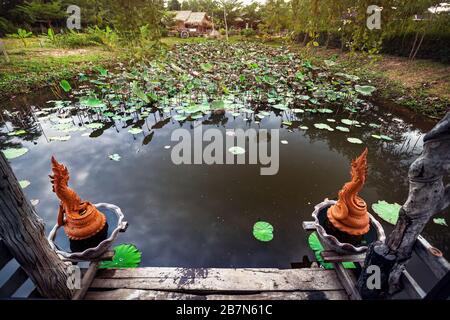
84 267 348 300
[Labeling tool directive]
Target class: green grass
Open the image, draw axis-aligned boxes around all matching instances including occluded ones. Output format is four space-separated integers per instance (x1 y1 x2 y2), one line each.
0 38 116 96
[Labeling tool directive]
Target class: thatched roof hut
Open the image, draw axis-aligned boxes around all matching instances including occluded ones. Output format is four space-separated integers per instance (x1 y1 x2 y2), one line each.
171 11 213 33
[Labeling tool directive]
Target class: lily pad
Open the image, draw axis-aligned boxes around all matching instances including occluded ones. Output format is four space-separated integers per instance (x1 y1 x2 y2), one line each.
253 221 274 242
128 128 143 135
355 85 377 96
372 134 393 141
272 104 289 111
19 180 30 189
49 135 71 142
314 123 334 131
433 218 447 227
372 201 401 225
341 119 359 126
200 63 213 72
99 244 141 269
336 126 350 132
7 130 27 136
317 108 333 114
347 137 363 144
173 114 187 121
59 80 72 92
2 148 29 160
228 146 246 155
109 153 121 161
86 123 103 129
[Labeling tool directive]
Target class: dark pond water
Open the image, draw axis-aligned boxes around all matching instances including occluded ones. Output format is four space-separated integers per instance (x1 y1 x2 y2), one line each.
0 87 448 296
1 88 449 276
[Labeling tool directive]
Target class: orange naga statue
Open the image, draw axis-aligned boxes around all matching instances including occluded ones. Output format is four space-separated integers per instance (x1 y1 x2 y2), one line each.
327 148 370 236
50 156 106 240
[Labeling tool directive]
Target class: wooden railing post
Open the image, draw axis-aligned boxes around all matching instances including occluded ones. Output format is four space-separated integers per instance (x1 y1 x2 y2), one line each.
0 152 73 299
357 111 450 299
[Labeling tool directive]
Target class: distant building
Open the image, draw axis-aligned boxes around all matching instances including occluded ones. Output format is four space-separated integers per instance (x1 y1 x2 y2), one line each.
171 11 213 34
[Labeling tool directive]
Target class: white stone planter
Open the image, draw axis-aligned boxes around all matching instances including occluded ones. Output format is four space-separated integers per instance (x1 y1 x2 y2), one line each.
48 203 127 262
312 199 386 254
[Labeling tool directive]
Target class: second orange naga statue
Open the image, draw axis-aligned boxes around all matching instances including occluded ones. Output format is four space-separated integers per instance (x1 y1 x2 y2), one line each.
50 156 106 240
327 148 370 236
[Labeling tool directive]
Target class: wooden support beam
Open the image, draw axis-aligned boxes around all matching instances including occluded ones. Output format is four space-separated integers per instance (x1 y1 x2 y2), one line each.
402 270 426 299
414 236 450 279
333 263 361 300
321 250 366 263
0 152 73 299
73 262 99 300
0 267 29 298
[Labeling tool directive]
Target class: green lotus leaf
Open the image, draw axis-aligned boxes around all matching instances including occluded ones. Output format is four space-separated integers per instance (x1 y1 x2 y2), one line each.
228 146 246 155
347 137 363 144
128 128 143 134
86 122 103 129
99 244 142 269
19 180 30 189
372 200 401 225
314 123 334 131
7 130 27 136
433 218 447 227
341 119 359 126
132 81 150 103
59 80 72 92
109 153 121 161
372 134 393 141
336 126 350 132
173 115 187 121
200 63 214 72
49 135 71 141
2 148 29 160
253 221 274 242
355 85 377 96
317 108 333 114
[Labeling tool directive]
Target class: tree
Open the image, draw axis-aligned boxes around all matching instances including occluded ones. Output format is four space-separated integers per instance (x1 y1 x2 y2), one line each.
260 0 290 35
11 0 66 28
168 0 181 11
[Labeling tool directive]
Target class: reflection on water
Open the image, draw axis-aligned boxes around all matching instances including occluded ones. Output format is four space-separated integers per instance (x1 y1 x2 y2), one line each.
0 89 448 279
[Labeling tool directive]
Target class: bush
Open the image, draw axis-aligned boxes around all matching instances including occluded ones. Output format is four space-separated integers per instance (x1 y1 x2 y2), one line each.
0 17 15 36
45 27 120 49
241 28 256 37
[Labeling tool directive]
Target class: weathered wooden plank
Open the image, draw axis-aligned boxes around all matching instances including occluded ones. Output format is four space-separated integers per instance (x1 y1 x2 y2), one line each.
401 270 425 299
333 263 361 300
414 235 450 279
92 267 344 292
321 251 366 263
0 240 13 270
0 267 29 298
73 262 99 300
85 289 348 300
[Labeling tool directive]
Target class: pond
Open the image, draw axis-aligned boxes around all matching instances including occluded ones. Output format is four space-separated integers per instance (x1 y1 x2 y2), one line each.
0 42 448 290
